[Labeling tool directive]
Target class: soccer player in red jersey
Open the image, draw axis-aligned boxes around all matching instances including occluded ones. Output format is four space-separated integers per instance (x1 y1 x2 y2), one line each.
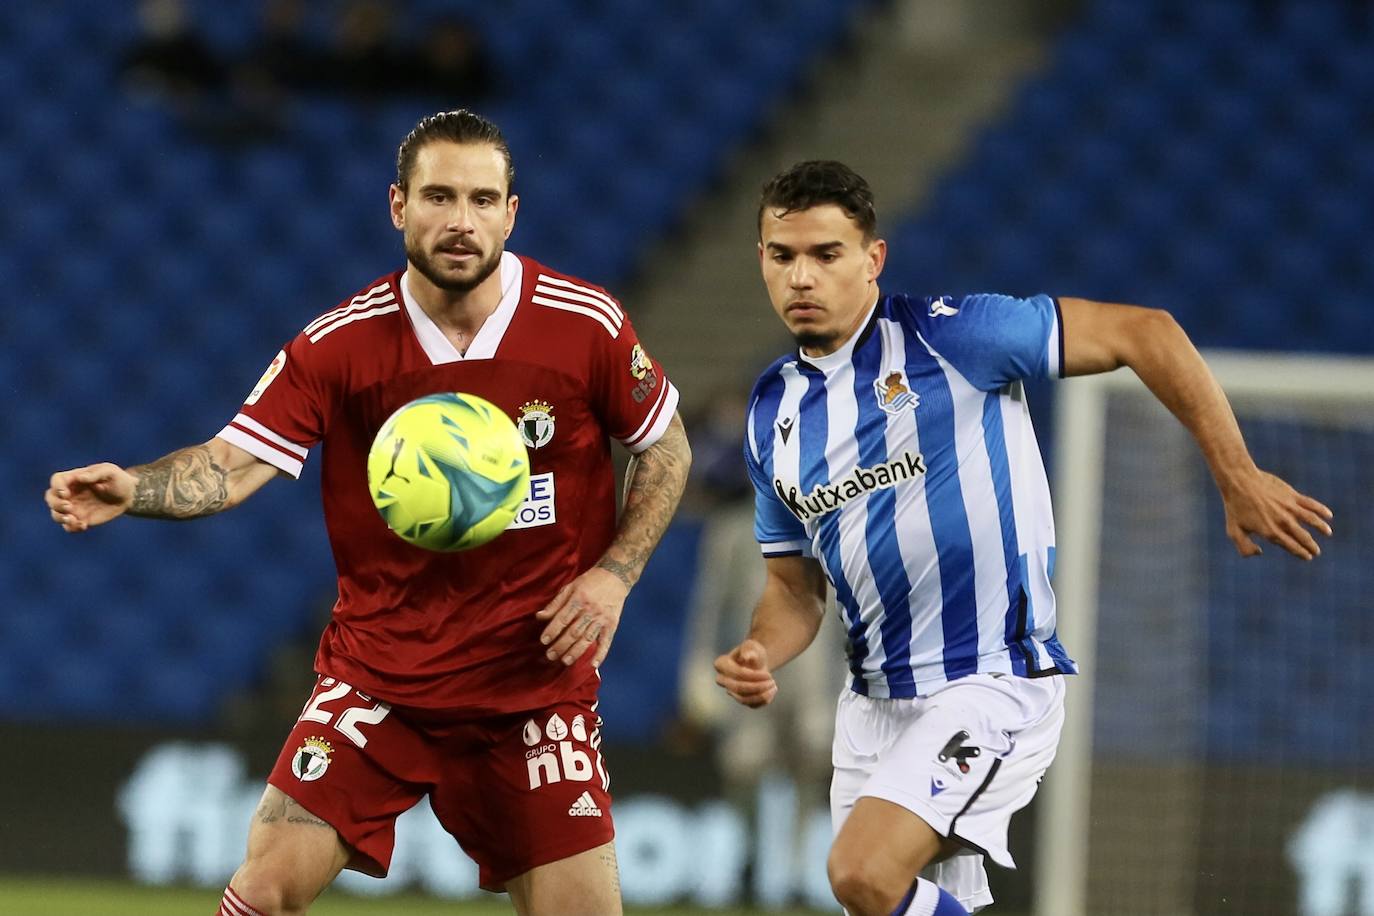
44 110 692 916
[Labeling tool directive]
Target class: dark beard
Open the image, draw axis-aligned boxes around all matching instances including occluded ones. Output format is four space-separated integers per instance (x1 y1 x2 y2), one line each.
405 233 503 293
793 329 836 352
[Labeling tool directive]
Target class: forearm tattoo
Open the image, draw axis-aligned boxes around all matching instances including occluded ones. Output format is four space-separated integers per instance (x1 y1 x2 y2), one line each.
598 416 691 589
129 445 230 519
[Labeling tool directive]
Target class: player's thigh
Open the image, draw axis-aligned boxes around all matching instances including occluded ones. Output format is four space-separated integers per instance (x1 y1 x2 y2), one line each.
829 795 958 886
505 841 622 916
266 676 434 878
233 784 351 906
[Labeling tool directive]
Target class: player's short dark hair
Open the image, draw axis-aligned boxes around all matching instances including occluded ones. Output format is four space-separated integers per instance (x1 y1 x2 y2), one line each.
395 109 515 194
758 160 877 241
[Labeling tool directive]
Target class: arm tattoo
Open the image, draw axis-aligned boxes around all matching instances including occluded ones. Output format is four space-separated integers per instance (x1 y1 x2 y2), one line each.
129 445 231 519
255 794 334 830
597 414 691 590
599 844 621 894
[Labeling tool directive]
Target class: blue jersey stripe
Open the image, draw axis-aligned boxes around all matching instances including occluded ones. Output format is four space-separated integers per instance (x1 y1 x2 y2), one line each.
752 378 783 479
1015 554 1039 672
799 369 868 692
982 391 1029 676
1044 634 1076 672
852 328 917 695
905 341 980 680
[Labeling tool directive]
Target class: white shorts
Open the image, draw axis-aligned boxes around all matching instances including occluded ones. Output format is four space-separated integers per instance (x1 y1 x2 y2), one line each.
830 673 1066 911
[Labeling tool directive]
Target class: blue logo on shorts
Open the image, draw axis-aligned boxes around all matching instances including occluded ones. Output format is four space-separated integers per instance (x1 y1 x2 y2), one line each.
930 777 947 797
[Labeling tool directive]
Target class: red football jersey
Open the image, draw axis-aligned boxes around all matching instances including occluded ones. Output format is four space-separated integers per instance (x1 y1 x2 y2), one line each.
217 252 679 715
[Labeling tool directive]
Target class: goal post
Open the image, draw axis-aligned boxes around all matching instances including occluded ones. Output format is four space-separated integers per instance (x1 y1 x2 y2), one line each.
1035 351 1374 916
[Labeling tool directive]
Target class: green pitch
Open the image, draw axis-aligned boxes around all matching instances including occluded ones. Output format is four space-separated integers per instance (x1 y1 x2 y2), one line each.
0 876 826 916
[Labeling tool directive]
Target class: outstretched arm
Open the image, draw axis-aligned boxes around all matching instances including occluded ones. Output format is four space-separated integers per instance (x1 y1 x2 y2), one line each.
537 411 692 667
46 438 281 532
715 554 828 708
1059 297 1333 559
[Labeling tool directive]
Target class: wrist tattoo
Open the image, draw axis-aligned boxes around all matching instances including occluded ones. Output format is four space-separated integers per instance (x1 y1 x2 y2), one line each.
596 558 636 590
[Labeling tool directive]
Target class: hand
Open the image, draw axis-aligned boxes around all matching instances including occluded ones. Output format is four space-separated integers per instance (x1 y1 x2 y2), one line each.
1221 468 1333 560
714 639 778 708
45 463 138 532
535 567 627 669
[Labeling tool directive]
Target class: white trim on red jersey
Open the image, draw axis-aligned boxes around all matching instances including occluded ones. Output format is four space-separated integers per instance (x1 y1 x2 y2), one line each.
305 282 400 344
303 281 393 337
531 274 624 338
218 412 308 478
621 377 680 453
399 252 524 363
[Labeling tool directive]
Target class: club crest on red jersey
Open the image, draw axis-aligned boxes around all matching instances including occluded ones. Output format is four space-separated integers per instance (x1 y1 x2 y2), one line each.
518 400 555 450
291 736 334 782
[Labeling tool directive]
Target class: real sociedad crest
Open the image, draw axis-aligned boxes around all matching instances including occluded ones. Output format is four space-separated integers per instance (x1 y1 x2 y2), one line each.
874 370 920 415
518 400 555 450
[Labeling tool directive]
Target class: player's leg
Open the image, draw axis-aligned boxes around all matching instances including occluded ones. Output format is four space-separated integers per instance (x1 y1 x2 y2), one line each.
504 841 622 916
831 674 1065 915
222 676 433 915
220 784 350 916
827 796 968 915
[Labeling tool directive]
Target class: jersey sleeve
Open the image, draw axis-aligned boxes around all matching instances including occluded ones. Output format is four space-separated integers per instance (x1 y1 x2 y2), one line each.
745 399 812 558
913 293 1063 391
215 331 342 478
590 309 680 454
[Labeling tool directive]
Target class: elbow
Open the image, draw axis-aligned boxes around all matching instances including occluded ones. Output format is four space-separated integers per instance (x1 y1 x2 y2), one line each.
1120 306 1188 366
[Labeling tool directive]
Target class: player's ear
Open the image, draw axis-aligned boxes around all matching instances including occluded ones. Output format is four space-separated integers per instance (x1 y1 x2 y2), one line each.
504 193 519 239
867 238 887 281
389 184 406 230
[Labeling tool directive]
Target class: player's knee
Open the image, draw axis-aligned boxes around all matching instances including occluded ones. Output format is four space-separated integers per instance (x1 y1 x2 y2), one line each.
827 849 904 915
230 857 319 916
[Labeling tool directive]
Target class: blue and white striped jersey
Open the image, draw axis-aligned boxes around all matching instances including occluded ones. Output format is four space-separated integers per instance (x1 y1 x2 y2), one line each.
745 292 1077 698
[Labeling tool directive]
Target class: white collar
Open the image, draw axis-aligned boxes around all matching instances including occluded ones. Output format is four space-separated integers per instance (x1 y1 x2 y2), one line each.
400 251 523 363
799 295 880 373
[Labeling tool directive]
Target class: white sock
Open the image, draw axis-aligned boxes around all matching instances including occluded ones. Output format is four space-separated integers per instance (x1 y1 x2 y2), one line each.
899 876 970 916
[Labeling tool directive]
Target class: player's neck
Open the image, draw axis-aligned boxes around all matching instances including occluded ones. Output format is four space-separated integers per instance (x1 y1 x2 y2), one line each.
405 266 503 347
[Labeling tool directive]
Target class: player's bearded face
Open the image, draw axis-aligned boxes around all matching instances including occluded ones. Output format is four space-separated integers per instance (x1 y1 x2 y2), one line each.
758 204 885 357
394 141 517 294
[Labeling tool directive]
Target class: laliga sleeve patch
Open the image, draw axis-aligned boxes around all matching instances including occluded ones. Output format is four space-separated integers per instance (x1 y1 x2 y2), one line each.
628 344 661 404
246 350 287 405
629 343 654 380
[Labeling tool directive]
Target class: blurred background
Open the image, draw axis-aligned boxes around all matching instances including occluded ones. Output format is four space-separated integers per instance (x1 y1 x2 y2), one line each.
2 0 1372 914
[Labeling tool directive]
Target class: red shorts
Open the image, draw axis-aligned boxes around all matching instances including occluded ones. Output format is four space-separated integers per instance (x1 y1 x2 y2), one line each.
266 675 614 890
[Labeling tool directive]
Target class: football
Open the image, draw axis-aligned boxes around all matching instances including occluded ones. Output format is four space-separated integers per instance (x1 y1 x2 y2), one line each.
366 392 530 552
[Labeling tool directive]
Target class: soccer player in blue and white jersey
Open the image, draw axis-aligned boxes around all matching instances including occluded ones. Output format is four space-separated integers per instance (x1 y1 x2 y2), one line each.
715 161 1333 916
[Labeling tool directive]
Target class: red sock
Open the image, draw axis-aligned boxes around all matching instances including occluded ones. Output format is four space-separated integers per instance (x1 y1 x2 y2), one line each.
217 885 268 916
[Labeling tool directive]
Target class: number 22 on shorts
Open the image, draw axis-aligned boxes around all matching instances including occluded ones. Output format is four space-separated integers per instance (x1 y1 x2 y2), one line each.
298 678 391 748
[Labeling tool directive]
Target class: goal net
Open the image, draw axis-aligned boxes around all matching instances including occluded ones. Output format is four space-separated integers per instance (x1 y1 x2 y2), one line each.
1035 351 1374 916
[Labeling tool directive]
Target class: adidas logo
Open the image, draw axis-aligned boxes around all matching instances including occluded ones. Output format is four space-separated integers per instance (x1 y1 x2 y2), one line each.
568 790 603 817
